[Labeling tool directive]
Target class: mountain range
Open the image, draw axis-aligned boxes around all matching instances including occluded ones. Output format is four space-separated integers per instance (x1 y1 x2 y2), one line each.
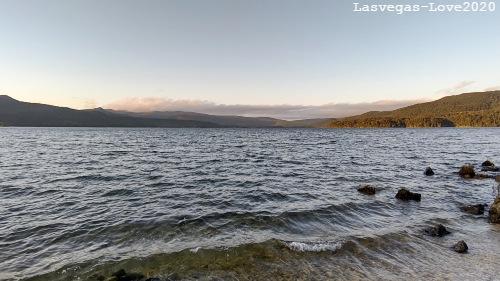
0 91 499 128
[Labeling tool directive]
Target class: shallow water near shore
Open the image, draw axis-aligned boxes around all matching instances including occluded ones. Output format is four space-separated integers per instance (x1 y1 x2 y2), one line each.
1 128 499 281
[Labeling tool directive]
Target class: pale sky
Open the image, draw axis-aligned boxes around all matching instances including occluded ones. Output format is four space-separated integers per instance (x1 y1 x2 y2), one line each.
0 0 499 116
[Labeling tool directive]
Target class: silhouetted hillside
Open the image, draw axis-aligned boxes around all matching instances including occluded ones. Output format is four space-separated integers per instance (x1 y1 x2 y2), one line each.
322 91 500 128
115 110 285 127
2 92 499 128
0 96 222 127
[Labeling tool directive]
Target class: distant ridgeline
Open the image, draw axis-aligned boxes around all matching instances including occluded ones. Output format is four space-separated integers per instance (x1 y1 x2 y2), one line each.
0 91 498 128
320 91 500 128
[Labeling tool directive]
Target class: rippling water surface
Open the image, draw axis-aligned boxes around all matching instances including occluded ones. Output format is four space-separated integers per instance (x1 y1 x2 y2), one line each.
1 128 499 281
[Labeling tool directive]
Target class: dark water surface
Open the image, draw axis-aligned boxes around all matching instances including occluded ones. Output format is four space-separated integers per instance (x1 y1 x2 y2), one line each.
1 128 499 281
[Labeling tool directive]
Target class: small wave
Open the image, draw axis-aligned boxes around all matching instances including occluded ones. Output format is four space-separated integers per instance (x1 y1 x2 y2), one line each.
19 235 394 280
189 247 201 253
286 240 344 252
147 175 163 180
282 160 306 165
47 174 126 183
102 189 134 197
146 181 176 187
100 150 130 156
169 200 393 232
18 229 480 281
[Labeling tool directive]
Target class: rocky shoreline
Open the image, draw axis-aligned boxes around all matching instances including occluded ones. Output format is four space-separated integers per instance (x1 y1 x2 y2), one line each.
356 159 500 258
355 159 500 258
90 160 500 281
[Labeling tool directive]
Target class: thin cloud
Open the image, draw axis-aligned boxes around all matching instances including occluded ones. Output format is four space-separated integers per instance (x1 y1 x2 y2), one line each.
105 97 424 120
484 85 500 91
435 81 476 98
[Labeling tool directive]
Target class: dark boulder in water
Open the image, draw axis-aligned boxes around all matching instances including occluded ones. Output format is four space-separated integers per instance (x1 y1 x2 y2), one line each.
424 167 435 176
480 159 498 171
358 185 376 195
461 204 485 215
458 164 475 178
395 188 421 202
111 269 145 281
489 197 500 224
481 166 499 172
453 240 468 253
482 160 495 167
425 224 450 237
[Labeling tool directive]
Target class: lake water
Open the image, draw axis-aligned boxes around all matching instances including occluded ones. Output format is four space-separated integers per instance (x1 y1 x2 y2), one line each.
1 128 499 281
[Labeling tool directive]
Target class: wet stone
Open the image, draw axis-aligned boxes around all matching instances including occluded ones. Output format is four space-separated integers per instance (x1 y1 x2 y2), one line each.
110 269 145 281
424 167 435 176
481 166 499 172
453 241 468 254
489 197 500 224
458 164 475 178
357 185 376 195
425 224 450 237
461 204 485 215
395 188 421 202
482 160 494 167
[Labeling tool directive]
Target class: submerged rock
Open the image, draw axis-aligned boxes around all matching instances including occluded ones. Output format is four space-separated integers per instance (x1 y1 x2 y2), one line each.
461 204 485 215
458 164 475 178
91 274 106 281
358 185 376 195
476 173 495 179
480 160 499 171
110 269 145 281
395 188 421 202
482 160 495 167
481 166 500 172
424 167 435 176
453 240 468 253
425 224 450 237
489 197 500 224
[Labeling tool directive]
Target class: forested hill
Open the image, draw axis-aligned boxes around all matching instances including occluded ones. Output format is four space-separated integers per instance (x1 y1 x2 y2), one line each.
322 91 500 128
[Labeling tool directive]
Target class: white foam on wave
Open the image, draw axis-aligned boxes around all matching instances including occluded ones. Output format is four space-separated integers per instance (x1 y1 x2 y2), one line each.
189 247 201 253
286 240 344 252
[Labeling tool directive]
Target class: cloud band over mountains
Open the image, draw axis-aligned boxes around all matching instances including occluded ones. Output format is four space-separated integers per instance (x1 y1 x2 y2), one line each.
106 97 426 120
